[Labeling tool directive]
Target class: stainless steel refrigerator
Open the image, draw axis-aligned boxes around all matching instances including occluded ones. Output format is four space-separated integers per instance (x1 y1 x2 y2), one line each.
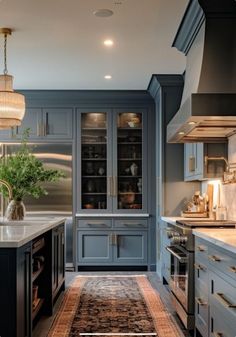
0 142 74 268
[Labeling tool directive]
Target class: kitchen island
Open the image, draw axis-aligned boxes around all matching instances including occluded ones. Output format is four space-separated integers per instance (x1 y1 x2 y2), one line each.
0 217 66 337
193 228 236 337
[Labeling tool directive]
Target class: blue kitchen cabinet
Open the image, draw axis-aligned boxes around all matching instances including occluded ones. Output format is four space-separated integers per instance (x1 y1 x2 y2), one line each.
184 143 227 181
76 218 148 267
77 108 148 214
77 230 113 264
12 107 73 140
113 230 147 265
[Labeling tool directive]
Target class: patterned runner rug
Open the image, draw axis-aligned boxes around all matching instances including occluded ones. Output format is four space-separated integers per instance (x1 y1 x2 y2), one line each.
47 275 183 337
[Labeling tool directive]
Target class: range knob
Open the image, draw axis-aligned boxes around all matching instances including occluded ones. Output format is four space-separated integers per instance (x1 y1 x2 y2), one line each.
166 230 175 239
171 235 188 245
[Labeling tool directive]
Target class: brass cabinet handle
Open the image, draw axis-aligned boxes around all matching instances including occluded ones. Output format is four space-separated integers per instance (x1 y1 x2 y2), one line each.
45 112 49 135
208 255 221 262
37 122 40 136
189 156 196 172
113 176 117 197
197 246 205 252
194 263 205 271
109 234 113 245
114 234 118 246
229 266 236 273
195 297 207 306
215 292 236 308
108 177 112 196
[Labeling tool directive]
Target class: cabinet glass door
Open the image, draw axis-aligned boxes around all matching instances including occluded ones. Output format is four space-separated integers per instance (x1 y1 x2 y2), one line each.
81 112 109 210
116 112 143 211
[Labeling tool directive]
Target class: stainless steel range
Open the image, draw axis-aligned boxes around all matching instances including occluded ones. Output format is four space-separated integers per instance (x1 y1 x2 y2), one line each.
165 220 236 330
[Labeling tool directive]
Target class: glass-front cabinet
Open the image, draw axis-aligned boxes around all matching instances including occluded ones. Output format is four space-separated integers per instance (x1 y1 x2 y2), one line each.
77 109 147 213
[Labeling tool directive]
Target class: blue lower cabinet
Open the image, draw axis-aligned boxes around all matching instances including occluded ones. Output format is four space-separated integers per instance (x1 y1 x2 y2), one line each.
77 230 113 264
77 229 148 266
113 231 147 265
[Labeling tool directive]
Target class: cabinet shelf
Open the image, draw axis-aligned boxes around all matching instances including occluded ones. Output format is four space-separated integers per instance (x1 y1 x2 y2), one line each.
32 298 45 321
118 127 142 130
118 192 142 195
118 142 142 145
32 265 45 282
118 158 142 161
82 175 107 178
82 142 107 145
82 158 106 161
82 127 106 130
119 175 142 178
82 192 106 195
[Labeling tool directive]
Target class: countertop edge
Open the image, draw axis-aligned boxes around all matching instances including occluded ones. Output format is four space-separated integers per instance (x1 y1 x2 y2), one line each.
76 213 150 218
193 229 236 255
0 217 66 248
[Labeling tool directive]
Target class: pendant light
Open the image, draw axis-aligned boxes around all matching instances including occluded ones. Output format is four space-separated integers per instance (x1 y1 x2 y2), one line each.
0 28 25 129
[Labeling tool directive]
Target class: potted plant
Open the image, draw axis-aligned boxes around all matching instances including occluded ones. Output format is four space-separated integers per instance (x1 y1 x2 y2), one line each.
0 129 64 220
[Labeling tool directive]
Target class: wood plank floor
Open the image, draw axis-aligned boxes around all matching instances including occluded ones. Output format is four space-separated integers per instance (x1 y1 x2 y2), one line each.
33 272 192 337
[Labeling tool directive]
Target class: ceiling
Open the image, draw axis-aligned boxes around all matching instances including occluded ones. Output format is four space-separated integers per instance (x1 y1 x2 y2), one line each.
0 0 189 90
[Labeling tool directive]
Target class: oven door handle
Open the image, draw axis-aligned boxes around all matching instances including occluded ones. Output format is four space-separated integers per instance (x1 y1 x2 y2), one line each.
166 246 188 263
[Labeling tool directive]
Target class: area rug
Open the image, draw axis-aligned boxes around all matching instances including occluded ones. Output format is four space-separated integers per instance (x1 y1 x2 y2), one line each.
47 275 183 337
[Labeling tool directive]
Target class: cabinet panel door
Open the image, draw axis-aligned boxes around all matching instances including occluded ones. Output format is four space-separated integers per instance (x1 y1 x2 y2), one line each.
184 143 195 180
113 230 147 264
195 287 208 337
77 230 113 264
17 243 32 337
58 226 65 286
14 108 42 139
77 109 113 213
43 108 73 139
113 109 148 213
52 231 59 293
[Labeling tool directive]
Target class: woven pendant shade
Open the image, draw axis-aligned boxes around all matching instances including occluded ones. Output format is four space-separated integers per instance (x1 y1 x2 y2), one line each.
0 74 25 129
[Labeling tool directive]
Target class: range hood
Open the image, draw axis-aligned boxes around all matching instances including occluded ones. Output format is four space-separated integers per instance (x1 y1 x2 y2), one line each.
167 0 236 143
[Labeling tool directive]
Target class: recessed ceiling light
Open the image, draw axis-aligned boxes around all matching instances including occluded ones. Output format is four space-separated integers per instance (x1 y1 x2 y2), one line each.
93 9 114 17
178 131 185 135
188 121 196 125
104 39 114 47
104 75 112 80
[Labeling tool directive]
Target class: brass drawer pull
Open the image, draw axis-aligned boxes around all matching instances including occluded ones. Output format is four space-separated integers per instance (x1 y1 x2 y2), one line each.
195 297 207 306
215 292 236 308
208 255 221 262
194 263 205 271
197 246 205 252
229 266 236 273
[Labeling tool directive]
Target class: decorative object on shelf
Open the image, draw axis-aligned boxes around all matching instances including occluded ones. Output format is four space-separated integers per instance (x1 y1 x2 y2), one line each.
85 162 94 175
87 179 96 193
130 162 138 176
0 28 25 129
223 162 236 184
120 192 135 205
0 129 64 220
137 178 142 193
88 146 94 158
84 203 94 209
98 167 105 176
181 190 208 218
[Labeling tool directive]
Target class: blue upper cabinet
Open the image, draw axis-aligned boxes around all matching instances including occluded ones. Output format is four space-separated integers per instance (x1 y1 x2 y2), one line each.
76 108 148 214
12 107 73 140
184 143 227 181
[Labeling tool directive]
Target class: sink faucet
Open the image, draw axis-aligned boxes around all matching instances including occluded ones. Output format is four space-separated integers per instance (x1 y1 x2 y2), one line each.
0 179 13 200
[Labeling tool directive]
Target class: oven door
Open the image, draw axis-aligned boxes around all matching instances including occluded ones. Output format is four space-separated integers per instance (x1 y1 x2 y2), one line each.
166 245 194 313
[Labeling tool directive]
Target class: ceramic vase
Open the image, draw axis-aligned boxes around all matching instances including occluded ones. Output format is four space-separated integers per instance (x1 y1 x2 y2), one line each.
6 200 26 221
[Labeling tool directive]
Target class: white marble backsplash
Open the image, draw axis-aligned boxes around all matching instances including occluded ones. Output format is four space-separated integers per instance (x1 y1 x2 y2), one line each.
202 134 236 221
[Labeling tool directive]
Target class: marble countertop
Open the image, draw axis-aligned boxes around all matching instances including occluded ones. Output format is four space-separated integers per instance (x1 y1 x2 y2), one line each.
0 217 66 248
160 216 208 225
193 228 236 254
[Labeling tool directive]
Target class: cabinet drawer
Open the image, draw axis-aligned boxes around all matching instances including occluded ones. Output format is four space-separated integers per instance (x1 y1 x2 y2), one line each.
114 219 148 229
208 246 236 283
210 271 236 322
77 219 112 228
195 287 209 337
210 304 236 337
195 238 209 261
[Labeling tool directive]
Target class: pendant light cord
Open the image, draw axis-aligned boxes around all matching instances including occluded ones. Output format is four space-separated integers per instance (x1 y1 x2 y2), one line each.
4 33 8 75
